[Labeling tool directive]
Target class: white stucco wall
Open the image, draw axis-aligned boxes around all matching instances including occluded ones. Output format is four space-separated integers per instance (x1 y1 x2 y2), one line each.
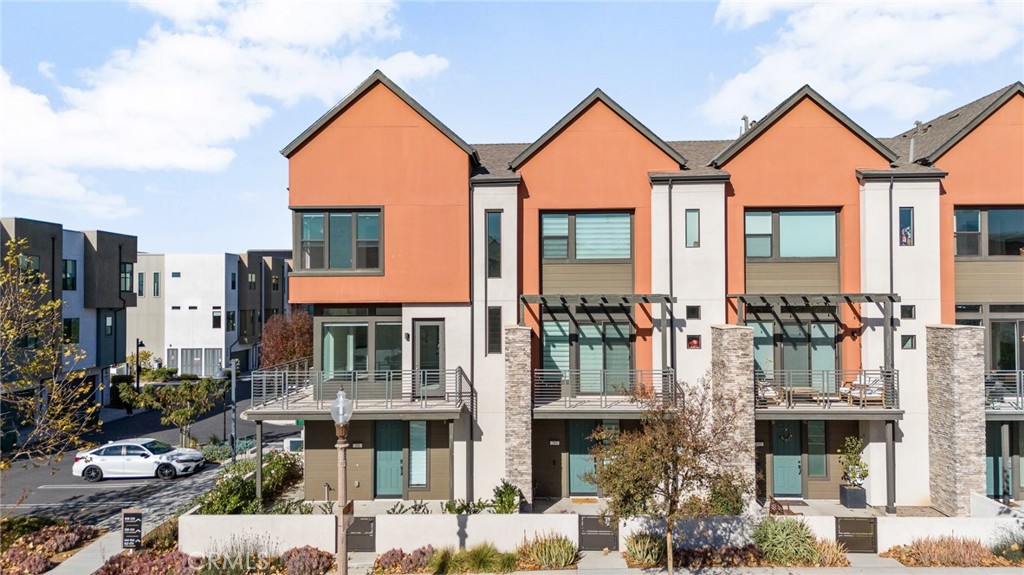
178 514 336 556
163 254 237 376
375 514 578 553
877 516 1019 549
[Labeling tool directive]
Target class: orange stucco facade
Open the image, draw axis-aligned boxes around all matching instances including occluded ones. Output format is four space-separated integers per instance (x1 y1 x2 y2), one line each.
933 94 1024 322
516 100 679 370
287 83 471 304
719 97 892 370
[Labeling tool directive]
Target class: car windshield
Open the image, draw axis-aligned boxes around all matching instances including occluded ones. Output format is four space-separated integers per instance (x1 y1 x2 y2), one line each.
142 440 175 454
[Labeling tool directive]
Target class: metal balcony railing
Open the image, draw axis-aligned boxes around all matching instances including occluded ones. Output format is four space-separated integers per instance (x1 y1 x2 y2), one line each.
754 369 900 409
250 368 471 411
985 370 1024 411
532 369 678 409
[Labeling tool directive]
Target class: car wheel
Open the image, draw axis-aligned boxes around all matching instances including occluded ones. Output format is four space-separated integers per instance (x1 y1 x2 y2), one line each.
83 466 103 482
156 463 177 480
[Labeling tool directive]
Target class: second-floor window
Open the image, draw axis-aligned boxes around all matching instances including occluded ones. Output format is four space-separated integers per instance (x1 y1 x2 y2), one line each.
137 272 144 296
119 263 133 292
248 273 256 290
955 207 1024 257
745 210 837 259
63 318 80 343
541 212 631 261
62 259 77 290
300 209 382 271
487 211 501 278
153 272 160 297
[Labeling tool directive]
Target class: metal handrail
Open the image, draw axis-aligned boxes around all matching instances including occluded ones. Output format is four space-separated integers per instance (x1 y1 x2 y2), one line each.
257 355 314 373
753 369 900 409
984 370 1024 411
532 369 677 408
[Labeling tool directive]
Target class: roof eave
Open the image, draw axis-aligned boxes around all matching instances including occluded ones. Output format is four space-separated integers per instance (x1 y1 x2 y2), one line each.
648 171 731 184
922 81 1024 165
855 169 948 182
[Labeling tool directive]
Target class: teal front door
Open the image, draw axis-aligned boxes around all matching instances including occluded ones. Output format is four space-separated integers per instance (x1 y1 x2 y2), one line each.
772 421 802 497
568 420 597 495
375 421 403 498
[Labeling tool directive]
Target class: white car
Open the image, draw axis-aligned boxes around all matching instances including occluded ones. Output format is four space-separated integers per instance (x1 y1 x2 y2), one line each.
72 438 205 482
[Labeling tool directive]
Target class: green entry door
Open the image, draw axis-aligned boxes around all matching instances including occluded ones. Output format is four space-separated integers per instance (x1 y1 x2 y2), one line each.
375 421 403 498
568 420 598 495
772 421 802 497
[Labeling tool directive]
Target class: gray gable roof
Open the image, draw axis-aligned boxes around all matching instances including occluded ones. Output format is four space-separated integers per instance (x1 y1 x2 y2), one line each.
508 89 686 170
888 82 1023 165
281 70 479 163
708 85 898 168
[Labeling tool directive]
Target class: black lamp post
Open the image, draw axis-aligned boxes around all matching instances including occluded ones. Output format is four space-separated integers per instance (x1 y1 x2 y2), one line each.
135 339 145 392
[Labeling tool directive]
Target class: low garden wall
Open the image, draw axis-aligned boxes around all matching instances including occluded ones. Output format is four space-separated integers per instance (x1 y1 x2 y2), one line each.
374 514 579 553
178 513 336 556
971 492 1024 519
877 516 1021 549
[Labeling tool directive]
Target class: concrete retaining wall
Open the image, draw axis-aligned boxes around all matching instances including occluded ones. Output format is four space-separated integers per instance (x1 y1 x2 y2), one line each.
877 516 1021 549
178 514 336 556
375 514 578 553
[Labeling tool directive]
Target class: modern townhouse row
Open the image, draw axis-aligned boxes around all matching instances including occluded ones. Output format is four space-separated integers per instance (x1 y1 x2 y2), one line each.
1 217 138 404
126 251 292 375
242 72 1024 515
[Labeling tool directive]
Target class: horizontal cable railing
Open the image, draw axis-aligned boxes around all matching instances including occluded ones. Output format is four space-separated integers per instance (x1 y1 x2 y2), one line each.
754 369 900 409
985 370 1024 411
250 368 470 411
532 369 677 409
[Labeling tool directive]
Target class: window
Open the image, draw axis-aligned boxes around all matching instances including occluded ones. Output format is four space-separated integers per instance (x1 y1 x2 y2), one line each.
230 272 236 290
899 207 914 246
153 272 160 297
807 421 827 478
248 273 256 290
486 211 501 278
181 348 202 375
541 212 631 261
487 307 502 354
20 255 40 284
299 209 382 271
952 207 1024 256
171 271 181 278
322 318 402 377
203 348 222 377
212 311 222 329
137 272 144 296
166 348 179 370
272 276 279 291
63 318 80 343
97 446 123 457
188 305 198 310
751 321 774 372
685 305 701 320
988 208 1024 256
901 335 917 350
954 209 980 256
686 335 701 349
119 263 133 292
62 259 77 290
745 210 837 258
125 445 148 458
226 311 236 332
901 305 916 320
171 305 181 310
409 421 427 488
105 315 113 336
685 209 700 248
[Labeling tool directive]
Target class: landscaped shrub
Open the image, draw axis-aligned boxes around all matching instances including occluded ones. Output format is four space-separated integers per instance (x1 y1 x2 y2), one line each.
516 533 579 570
0 546 53 575
752 517 819 565
815 539 850 567
142 517 179 552
111 374 135 385
0 516 57 552
201 442 233 462
143 367 178 382
440 498 491 514
376 548 405 572
177 372 200 381
465 543 515 573
991 528 1024 565
491 479 522 514
265 499 313 514
95 550 197 575
197 473 257 514
401 545 434 572
882 536 1005 567
623 532 666 567
195 451 302 514
707 475 746 515
675 545 763 568
386 500 431 514
282 545 334 575
16 523 100 555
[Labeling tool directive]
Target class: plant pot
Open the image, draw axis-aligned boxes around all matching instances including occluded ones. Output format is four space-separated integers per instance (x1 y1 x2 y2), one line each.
840 484 867 509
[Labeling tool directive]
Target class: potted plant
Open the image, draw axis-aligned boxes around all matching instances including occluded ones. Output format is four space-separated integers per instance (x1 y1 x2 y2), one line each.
838 435 869 509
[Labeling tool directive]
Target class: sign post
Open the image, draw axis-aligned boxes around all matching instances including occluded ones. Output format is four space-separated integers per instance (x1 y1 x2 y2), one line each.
122 509 143 551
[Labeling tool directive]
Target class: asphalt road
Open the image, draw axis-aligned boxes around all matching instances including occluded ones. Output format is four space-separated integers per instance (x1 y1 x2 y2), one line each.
0 376 301 528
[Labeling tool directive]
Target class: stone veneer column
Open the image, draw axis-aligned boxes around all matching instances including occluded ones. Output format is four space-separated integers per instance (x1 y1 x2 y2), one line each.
927 325 986 517
504 325 533 509
710 325 756 485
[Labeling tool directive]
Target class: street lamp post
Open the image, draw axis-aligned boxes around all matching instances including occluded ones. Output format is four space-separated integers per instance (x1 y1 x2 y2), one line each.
214 358 240 464
330 390 354 575
134 339 145 392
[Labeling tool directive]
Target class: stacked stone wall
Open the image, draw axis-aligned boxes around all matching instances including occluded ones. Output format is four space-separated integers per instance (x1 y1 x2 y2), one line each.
710 325 756 485
504 326 533 509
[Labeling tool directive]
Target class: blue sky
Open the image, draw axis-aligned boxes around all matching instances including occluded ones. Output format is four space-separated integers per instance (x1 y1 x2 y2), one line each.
2 1 1022 254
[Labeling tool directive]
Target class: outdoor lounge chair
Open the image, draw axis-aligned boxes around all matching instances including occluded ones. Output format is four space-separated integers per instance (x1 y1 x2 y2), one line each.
839 374 886 407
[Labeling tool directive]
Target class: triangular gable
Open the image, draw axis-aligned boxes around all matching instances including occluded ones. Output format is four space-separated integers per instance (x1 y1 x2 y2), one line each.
281 70 479 163
919 81 1024 165
509 89 686 170
708 85 897 168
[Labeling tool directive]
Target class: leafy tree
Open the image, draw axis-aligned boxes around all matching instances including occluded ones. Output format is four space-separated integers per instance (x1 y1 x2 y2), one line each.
119 378 224 447
125 349 157 373
588 374 750 575
259 310 312 368
0 239 100 470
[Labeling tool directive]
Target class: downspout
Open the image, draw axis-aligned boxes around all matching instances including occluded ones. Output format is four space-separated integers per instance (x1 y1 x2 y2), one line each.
666 179 677 372
467 177 475 500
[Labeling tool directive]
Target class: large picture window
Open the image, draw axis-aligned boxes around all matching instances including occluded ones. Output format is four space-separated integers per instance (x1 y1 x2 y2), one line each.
322 317 402 378
955 207 1024 257
745 210 837 259
299 209 381 271
541 212 631 261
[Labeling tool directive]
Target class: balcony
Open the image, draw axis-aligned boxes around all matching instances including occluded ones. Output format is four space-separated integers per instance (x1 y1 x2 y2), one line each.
245 368 472 422
532 369 678 418
985 370 1024 412
754 369 901 419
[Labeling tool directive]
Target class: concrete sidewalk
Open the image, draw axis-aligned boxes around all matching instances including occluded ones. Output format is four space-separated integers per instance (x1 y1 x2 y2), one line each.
48 531 122 575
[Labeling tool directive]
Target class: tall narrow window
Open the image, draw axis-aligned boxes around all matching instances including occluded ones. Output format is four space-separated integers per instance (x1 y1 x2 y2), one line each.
230 272 236 290
329 213 353 269
137 272 145 296
248 273 257 290
62 259 77 290
212 311 222 329
105 315 113 336
487 307 502 354
272 276 279 291
954 209 980 256
899 207 914 246
685 209 700 248
356 212 380 269
486 211 501 278
153 272 160 297
807 421 827 478
409 421 427 488
226 311 236 332
62 318 80 344
119 263 133 292
301 213 325 268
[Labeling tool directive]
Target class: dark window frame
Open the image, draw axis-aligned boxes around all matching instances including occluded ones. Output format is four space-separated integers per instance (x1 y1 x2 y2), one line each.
685 305 701 320
295 207 384 274
230 272 237 290
685 209 700 248
900 305 916 320
486 306 502 354
212 311 222 329
486 210 502 278
901 334 917 350
62 259 77 291
744 209 840 262
119 263 134 292
137 272 144 297
62 317 80 344
899 206 914 247
540 211 634 263
226 311 236 332
955 206 1024 258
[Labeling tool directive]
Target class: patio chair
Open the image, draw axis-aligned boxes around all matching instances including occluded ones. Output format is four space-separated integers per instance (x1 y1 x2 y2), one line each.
768 497 803 516
840 374 886 407
756 380 782 406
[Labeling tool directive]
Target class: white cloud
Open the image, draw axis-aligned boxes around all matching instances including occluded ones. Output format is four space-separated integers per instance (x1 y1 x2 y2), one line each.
704 1 1024 129
2 1 449 219
37 61 55 80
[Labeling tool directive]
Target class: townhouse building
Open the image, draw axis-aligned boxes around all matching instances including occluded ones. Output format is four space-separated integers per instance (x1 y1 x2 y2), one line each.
243 72 1023 514
1 217 138 404
126 250 291 375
